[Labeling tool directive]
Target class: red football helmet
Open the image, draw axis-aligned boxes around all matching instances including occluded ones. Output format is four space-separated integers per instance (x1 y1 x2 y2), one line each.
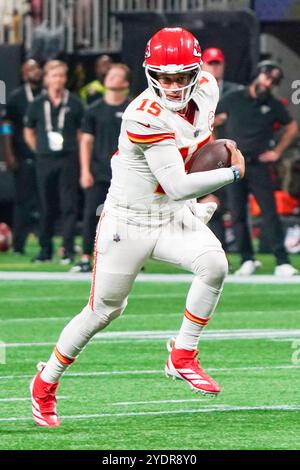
144 27 202 111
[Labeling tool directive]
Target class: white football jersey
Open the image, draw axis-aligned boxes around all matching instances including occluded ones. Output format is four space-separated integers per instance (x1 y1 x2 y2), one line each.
104 71 219 225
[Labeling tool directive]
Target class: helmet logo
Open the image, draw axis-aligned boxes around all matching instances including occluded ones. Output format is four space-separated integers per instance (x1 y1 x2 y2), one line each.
193 39 201 58
145 41 151 59
160 64 184 73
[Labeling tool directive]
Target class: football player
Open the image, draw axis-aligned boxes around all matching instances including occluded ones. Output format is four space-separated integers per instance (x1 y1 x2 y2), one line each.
30 27 245 427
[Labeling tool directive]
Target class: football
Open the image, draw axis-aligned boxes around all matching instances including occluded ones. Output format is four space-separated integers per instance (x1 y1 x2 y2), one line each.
0 223 12 252
188 139 237 173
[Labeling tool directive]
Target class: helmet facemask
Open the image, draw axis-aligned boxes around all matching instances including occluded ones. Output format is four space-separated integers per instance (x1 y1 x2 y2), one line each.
145 65 201 112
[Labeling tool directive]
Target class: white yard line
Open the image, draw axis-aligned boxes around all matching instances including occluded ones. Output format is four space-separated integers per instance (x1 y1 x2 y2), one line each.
1 404 300 423
1 328 300 348
111 398 300 406
0 370 162 381
0 293 185 302
0 396 68 402
0 316 72 323
112 399 218 406
0 365 299 382
1 291 299 305
92 329 300 341
2 310 300 324
1 271 300 283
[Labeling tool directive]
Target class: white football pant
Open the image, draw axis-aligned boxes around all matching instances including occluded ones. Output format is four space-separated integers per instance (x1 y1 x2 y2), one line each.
54 206 228 360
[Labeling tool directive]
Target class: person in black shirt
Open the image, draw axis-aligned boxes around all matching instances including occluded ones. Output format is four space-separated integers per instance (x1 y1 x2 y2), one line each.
3 59 42 254
79 55 113 106
24 60 84 263
72 64 132 272
201 48 242 254
216 60 298 276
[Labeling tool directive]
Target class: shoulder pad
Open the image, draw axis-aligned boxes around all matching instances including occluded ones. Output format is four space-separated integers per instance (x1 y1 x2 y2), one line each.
199 71 219 95
122 90 171 130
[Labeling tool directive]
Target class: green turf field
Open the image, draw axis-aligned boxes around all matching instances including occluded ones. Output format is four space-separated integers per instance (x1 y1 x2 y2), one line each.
1 234 300 274
0 279 299 450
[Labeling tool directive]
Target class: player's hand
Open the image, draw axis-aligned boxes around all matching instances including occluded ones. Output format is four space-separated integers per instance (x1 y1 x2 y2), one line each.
197 194 220 206
226 141 245 179
214 113 228 127
190 201 218 225
258 150 280 162
80 171 94 189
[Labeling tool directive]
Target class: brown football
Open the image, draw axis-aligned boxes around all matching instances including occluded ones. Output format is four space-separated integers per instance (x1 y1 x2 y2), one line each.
188 139 237 173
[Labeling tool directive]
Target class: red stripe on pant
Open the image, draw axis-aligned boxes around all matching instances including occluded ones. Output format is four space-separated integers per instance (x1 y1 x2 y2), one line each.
184 308 211 326
89 212 105 312
54 346 75 365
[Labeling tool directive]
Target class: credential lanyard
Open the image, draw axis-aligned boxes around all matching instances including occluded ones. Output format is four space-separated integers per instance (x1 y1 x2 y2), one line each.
24 83 34 103
44 90 69 133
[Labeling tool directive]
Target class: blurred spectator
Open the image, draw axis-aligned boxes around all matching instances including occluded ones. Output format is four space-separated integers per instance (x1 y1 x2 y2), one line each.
201 48 241 253
80 55 113 105
24 60 84 263
215 60 298 276
202 47 239 97
71 64 132 273
12 9 21 43
68 62 86 94
3 59 42 255
31 0 43 24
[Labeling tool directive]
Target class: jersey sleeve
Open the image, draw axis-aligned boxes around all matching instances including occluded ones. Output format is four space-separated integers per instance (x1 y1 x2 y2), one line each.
125 119 176 147
199 71 220 112
120 92 234 201
143 137 234 201
122 93 174 144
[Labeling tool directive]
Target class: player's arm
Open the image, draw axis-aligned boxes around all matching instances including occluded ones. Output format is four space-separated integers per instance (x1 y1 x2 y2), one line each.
2 121 17 171
80 132 94 188
214 113 228 127
214 90 231 127
259 120 298 162
2 96 18 170
75 99 85 148
24 101 37 152
144 139 244 201
80 106 96 188
23 127 37 152
275 120 298 155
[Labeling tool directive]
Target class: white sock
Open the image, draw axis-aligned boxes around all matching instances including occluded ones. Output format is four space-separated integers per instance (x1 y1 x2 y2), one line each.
175 276 222 351
175 316 205 350
40 352 71 384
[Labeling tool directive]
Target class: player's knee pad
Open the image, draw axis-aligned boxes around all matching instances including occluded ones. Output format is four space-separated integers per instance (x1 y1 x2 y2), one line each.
90 271 134 326
92 297 128 326
192 249 228 289
77 297 128 338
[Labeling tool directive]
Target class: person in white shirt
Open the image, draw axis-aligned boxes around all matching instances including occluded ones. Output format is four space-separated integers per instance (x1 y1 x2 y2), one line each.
30 27 245 427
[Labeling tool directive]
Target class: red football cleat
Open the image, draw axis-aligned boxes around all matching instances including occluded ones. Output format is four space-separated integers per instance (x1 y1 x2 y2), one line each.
30 363 60 427
165 341 221 396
